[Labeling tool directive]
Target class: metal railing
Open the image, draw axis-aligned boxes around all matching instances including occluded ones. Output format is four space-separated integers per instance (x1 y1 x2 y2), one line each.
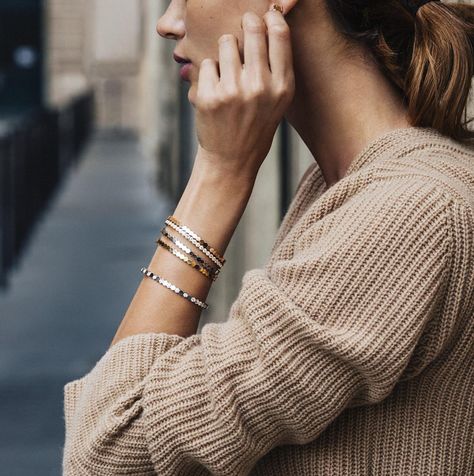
0 91 94 288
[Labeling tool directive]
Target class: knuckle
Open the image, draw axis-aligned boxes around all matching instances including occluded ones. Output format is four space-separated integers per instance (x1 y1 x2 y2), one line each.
269 23 290 38
272 86 289 102
221 85 240 101
196 92 219 111
199 98 220 112
273 78 295 99
246 82 267 100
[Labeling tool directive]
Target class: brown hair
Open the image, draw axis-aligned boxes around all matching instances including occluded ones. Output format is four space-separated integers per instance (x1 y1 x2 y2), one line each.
324 0 474 145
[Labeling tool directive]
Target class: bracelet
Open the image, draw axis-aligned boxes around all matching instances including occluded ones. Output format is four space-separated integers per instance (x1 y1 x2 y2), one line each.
140 266 209 309
159 227 220 279
165 219 224 269
156 237 218 281
167 215 226 266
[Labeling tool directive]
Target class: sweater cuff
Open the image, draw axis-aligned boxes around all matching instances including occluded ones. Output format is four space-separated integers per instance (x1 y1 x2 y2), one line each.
64 332 186 423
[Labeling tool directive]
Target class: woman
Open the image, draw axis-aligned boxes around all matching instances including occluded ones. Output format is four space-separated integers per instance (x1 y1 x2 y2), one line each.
63 0 474 474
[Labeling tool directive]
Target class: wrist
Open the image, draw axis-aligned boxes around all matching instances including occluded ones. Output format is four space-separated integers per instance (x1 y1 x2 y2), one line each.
173 157 254 256
193 146 259 190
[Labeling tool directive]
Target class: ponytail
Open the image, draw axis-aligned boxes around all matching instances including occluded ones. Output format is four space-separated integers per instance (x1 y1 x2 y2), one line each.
325 0 474 145
407 1 473 143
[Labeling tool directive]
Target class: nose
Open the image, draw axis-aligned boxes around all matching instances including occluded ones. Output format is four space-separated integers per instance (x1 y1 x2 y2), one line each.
156 5 185 39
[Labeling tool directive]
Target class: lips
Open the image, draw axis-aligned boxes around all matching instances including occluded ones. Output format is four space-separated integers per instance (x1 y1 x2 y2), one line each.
179 63 192 81
173 53 191 64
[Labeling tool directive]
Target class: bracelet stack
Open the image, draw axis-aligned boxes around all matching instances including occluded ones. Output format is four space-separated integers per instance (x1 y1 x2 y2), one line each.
140 215 226 310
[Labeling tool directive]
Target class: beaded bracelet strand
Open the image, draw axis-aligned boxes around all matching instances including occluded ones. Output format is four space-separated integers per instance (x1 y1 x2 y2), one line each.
140 217 225 311
159 227 220 279
140 266 209 309
156 237 218 281
165 218 224 269
167 215 226 266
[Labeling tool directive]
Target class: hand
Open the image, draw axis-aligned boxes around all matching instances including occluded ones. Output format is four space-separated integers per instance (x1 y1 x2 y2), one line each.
190 8 295 181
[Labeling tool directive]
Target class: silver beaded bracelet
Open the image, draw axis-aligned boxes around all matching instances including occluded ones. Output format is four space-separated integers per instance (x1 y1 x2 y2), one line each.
167 215 226 265
140 266 209 310
156 238 217 281
160 227 220 279
165 219 224 269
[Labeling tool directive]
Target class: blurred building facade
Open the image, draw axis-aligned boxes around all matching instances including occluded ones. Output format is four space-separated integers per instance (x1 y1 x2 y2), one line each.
42 0 316 326
43 0 474 327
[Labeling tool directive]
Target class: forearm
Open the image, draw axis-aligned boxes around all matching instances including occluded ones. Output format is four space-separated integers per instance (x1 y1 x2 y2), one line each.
110 155 255 347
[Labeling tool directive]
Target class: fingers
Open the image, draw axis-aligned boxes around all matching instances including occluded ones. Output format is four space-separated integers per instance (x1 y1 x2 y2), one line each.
197 8 293 99
218 34 241 86
242 11 270 78
197 58 219 99
262 9 293 82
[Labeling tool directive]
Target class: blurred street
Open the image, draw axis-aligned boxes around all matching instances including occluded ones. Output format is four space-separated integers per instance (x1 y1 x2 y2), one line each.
0 133 173 475
0 2 301 473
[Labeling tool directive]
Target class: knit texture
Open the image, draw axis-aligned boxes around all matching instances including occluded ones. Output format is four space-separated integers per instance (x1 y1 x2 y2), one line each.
62 126 474 475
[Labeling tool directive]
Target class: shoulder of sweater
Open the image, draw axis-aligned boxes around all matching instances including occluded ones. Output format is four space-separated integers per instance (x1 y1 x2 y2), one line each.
297 161 470 263
355 144 474 287
293 170 457 252
367 139 474 214
281 134 474 261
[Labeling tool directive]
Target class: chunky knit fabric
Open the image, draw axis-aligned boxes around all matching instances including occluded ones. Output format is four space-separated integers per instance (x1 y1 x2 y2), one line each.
63 126 474 475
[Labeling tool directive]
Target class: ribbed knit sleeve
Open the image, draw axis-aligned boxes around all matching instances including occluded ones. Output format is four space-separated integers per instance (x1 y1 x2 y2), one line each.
63 178 456 476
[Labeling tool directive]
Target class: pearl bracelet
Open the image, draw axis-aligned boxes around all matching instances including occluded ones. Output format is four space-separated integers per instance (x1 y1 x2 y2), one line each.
140 266 209 310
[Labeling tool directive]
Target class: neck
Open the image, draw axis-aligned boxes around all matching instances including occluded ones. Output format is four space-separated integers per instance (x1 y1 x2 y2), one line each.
284 16 412 188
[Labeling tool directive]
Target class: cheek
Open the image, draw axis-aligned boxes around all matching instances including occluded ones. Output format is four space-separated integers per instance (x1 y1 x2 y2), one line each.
186 0 244 63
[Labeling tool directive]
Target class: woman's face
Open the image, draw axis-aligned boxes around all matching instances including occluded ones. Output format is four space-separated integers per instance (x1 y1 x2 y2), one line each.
156 0 270 85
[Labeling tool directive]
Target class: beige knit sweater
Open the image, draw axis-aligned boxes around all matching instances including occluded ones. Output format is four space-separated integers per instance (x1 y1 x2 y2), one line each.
62 126 474 476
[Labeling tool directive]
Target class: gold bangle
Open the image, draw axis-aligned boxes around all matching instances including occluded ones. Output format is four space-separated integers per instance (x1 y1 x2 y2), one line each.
165 219 224 269
156 238 217 281
159 227 220 278
167 215 226 265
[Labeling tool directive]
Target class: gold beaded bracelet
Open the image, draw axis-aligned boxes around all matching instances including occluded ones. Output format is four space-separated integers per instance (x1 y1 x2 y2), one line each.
167 215 226 266
156 238 218 281
141 217 226 311
164 219 224 270
159 227 220 278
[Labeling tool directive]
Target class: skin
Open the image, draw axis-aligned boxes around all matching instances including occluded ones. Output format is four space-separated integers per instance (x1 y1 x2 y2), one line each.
110 0 411 346
157 0 412 186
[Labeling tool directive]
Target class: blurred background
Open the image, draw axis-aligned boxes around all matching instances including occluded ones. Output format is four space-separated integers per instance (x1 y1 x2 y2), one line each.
0 1 472 475
0 0 318 474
